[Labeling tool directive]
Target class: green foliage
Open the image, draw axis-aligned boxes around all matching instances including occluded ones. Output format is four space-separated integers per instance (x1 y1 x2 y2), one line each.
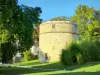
1 43 16 63
69 41 81 55
15 5 42 50
0 0 42 63
0 0 18 43
68 41 84 65
95 10 100 20
23 50 34 61
50 16 68 21
0 45 2 58
71 5 100 40
61 39 100 65
79 39 91 62
76 52 84 65
0 0 18 61
61 49 73 65
79 39 100 62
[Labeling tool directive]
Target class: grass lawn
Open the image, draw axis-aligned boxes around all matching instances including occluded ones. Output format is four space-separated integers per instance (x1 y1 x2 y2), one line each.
0 60 100 75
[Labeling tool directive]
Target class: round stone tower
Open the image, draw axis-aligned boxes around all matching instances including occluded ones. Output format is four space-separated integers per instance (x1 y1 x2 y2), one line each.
39 21 79 62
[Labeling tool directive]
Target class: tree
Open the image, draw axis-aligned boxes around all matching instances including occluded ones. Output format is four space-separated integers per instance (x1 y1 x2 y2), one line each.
0 0 18 63
0 0 42 63
93 10 100 39
33 25 39 42
71 5 100 40
50 16 69 21
95 10 100 20
15 5 42 51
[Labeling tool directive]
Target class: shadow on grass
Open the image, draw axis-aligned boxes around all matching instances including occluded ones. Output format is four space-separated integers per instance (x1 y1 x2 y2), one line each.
31 62 66 69
0 67 55 75
31 61 100 70
1 67 100 75
49 72 100 75
0 61 100 75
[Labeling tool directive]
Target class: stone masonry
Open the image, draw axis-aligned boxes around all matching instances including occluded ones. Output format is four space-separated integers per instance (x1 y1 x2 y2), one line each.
39 21 79 62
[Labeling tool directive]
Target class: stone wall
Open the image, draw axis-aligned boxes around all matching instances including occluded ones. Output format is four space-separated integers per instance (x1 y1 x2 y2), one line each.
39 21 79 62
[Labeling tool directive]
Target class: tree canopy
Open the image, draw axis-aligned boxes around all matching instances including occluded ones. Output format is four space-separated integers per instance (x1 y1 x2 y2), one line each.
50 16 69 21
71 5 100 40
0 0 42 63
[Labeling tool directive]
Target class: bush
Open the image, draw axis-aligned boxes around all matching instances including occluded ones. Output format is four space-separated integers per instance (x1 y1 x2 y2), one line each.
76 52 84 65
69 41 84 65
79 39 100 62
60 39 100 66
23 50 34 61
79 39 92 62
93 40 100 60
69 41 81 55
0 47 1 62
60 49 73 65
61 41 84 65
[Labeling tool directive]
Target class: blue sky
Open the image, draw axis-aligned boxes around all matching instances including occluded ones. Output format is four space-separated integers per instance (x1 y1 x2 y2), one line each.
18 0 100 21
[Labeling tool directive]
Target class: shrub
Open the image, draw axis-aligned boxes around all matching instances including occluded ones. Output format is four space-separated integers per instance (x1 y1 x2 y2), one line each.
79 39 100 62
69 41 81 55
61 41 84 65
93 40 100 60
79 39 91 62
23 50 34 61
60 39 100 66
60 49 73 65
76 52 84 65
0 49 1 62
69 41 84 65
